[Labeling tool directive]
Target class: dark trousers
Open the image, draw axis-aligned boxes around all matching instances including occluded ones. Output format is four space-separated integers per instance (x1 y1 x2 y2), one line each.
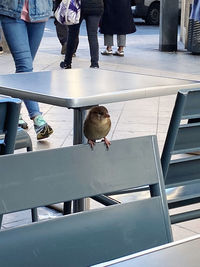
54 19 68 45
65 14 101 66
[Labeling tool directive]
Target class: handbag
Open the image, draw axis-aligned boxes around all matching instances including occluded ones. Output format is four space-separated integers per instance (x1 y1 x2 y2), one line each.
55 0 81 25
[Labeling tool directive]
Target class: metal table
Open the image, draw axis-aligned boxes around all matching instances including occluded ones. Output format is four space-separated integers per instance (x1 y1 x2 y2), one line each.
94 235 200 267
0 69 199 144
0 69 199 211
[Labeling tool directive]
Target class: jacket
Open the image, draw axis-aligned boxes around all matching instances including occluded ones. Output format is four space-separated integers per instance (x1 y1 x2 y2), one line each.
81 0 104 16
100 0 136 35
0 0 53 22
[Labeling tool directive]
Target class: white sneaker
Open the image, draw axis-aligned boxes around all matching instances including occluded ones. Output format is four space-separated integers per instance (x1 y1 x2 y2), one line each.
113 50 124 57
101 49 113 56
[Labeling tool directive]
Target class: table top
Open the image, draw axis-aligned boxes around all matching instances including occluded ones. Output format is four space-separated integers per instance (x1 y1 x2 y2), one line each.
95 235 200 267
0 69 198 108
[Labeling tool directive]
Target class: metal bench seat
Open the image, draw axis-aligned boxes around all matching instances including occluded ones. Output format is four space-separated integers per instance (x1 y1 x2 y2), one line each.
0 127 32 152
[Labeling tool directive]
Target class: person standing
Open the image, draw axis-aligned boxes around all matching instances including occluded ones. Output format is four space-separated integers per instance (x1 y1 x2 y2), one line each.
100 0 136 57
60 0 104 69
0 0 53 140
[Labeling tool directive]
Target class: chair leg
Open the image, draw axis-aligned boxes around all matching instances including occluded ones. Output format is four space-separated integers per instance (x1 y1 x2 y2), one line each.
31 208 38 222
0 214 3 228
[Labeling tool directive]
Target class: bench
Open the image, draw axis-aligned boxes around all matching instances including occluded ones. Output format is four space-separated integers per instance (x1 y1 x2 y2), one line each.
0 97 33 153
161 88 200 223
100 89 200 224
0 136 172 267
0 97 21 155
0 97 35 224
14 127 33 151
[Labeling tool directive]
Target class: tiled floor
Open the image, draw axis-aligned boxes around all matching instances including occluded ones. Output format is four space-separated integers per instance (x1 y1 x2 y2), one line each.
1 18 200 241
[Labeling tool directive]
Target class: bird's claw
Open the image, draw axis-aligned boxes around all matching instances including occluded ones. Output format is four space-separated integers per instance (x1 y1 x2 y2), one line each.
102 137 111 149
88 140 95 150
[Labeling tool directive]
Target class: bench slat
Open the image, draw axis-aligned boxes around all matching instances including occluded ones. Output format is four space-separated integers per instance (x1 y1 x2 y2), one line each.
0 136 159 214
0 197 170 267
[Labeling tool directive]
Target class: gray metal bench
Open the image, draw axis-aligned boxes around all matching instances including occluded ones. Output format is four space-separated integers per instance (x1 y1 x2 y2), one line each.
0 97 35 224
0 136 172 267
161 88 200 223
0 127 32 152
14 127 33 151
0 97 32 153
0 97 21 155
100 88 200 224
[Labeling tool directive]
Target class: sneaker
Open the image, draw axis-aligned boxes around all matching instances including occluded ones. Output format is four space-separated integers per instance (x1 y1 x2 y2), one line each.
18 114 28 129
113 50 124 57
33 115 53 140
60 61 72 69
101 49 113 56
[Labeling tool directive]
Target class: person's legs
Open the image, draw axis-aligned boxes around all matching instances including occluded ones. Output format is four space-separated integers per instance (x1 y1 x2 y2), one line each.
26 21 53 139
113 34 126 57
104 35 114 48
85 15 101 68
1 17 43 118
1 17 53 139
60 21 81 68
1 17 34 72
101 34 113 55
54 19 68 54
22 21 46 119
1 16 35 129
117 34 126 51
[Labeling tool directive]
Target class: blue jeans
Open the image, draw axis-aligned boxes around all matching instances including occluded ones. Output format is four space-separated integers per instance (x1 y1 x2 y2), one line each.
1 16 45 118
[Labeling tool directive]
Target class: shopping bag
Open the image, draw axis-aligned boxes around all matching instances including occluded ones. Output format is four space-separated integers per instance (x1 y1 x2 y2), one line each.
55 0 81 25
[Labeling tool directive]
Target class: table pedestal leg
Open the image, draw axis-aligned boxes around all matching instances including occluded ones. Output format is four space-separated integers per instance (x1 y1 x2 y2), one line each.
73 108 87 145
63 107 88 214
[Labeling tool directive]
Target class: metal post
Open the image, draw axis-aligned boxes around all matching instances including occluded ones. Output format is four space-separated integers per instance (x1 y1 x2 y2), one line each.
159 0 179 51
73 108 87 145
73 108 88 213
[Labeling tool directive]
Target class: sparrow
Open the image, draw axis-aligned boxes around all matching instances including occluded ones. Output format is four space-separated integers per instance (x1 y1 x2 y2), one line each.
83 106 111 149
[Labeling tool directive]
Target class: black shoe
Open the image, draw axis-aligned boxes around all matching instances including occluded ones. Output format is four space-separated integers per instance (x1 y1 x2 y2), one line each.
0 46 3 54
90 63 99 69
60 61 71 69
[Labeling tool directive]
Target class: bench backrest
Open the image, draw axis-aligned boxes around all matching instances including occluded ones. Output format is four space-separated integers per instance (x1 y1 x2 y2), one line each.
0 136 172 267
161 88 200 223
161 88 200 187
0 97 21 155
